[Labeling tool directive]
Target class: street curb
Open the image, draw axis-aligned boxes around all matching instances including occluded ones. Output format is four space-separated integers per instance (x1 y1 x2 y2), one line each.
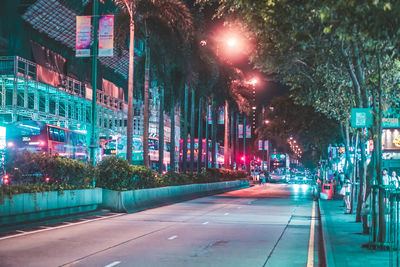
318 199 336 267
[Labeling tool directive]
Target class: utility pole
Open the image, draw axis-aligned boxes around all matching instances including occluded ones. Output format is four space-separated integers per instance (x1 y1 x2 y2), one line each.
90 0 99 187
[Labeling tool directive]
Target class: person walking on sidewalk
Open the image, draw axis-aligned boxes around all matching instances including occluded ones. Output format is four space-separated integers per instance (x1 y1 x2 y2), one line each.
343 179 352 213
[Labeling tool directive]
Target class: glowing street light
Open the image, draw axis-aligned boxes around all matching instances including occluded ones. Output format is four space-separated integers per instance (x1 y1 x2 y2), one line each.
227 38 237 47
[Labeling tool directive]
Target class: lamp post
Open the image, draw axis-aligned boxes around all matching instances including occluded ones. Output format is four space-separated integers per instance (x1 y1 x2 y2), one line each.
90 0 99 187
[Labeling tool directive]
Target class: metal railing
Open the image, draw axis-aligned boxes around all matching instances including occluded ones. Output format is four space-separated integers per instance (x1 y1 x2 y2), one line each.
0 56 125 112
367 185 400 266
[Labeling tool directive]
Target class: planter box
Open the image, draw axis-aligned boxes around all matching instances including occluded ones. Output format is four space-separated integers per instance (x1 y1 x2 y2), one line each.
102 180 249 213
0 189 102 226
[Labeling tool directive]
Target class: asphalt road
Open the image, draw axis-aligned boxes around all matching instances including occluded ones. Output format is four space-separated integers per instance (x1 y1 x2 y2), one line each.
0 183 317 267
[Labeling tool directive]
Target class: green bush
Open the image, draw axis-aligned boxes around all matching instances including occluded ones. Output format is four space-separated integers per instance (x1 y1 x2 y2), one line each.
160 171 192 186
5 150 92 186
203 168 248 181
95 156 160 190
2 152 248 198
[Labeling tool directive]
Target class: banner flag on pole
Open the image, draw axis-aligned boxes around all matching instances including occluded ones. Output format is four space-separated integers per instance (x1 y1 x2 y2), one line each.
238 124 243 138
217 106 224 124
76 16 91 57
264 140 269 151
258 140 263 150
246 125 251 138
208 105 212 124
98 15 114 57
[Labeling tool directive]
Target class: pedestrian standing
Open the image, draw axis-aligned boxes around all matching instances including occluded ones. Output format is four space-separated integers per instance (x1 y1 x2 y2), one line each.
343 179 352 213
391 171 399 187
382 168 390 186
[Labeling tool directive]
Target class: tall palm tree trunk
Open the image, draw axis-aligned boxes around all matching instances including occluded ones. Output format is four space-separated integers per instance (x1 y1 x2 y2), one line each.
143 34 150 167
126 17 135 164
182 85 188 172
211 97 216 168
205 100 209 169
190 89 195 174
170 96 176 173
230 111 235 169
224 100 230 169
158 87 164 173
197 97 203 173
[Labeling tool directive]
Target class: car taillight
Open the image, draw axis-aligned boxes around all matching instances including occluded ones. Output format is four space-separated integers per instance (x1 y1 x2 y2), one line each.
45 177 50 183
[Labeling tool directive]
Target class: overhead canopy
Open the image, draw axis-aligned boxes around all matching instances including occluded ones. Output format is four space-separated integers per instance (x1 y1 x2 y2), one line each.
22 0 129 78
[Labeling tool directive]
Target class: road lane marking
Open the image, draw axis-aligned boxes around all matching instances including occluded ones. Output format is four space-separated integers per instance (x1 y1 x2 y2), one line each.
237 207 242 209
307 201 316 267
15 230 25 233
224 213 229 215
202 221 209 225
104 261 120 267
168 235 178 240
0 213 123 241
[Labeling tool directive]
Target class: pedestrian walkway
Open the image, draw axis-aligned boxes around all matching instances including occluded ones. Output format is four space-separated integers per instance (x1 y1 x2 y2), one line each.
320 199 390 267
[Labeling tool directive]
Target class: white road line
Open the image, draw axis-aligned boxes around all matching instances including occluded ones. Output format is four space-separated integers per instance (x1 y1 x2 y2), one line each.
307 201 316 267
104 261 121 267
237 207 242 209
0 214 123 241
15 230 25 233
202 221 209 225
224 213 229 215
168 235 178 240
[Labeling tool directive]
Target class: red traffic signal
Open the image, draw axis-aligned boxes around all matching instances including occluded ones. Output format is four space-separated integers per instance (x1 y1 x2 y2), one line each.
3 174 9 184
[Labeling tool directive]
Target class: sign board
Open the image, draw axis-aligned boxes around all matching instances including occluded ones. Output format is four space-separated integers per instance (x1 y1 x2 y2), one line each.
217 106 224 124
258 140 263 150
76 16 91 57
98 15 114 57
238 124 243 138
245 125 251 138
351 108 373 128
264 140 268 151
382 129 400 151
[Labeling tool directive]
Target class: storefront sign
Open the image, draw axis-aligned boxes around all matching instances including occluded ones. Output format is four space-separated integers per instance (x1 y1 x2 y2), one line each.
383 129 400 151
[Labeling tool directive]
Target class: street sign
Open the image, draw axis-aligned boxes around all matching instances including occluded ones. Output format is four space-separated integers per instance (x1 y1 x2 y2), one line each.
351 108 373 128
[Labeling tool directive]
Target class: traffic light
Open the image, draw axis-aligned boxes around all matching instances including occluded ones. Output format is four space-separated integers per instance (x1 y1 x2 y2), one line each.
3 174 9 184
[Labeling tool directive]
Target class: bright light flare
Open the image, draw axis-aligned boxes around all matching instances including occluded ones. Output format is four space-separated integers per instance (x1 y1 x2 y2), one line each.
227 38 237 47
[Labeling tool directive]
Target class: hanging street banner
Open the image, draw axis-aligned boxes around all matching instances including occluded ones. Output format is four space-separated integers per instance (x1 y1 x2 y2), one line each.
208 105 212 124
258 140 263 150
76 16 91 57
264 140 269 151
98 15 114 57
246 125 251 138
238 124 243 138
217 106 224 124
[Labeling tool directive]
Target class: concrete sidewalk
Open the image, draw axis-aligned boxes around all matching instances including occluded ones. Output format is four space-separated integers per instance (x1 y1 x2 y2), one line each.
319 199 390 267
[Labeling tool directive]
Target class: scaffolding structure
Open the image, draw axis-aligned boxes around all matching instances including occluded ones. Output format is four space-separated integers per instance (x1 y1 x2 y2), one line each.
0 56 127 138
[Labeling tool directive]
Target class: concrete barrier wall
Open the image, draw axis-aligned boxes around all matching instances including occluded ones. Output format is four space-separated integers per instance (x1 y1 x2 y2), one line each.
0 180 248 225
102 180 249 213
0 189 102 226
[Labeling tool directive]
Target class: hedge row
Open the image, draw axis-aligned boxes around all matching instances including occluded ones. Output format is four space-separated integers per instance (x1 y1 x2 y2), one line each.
1 151 249 197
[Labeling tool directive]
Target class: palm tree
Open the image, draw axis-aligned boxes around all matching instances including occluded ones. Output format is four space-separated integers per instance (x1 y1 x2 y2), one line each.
146 22 192 173
111 0 192 165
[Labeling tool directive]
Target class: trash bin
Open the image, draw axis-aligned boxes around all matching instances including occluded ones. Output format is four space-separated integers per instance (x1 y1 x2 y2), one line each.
322 183 333 200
